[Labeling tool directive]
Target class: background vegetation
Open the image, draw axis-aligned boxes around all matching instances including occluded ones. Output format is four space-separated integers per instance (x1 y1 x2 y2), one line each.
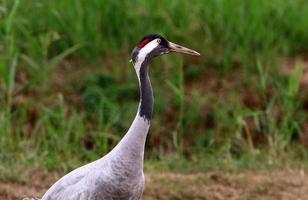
1 0 308 178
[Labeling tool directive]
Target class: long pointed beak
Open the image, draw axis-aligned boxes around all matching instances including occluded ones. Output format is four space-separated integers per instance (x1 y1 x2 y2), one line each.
168 41 200 56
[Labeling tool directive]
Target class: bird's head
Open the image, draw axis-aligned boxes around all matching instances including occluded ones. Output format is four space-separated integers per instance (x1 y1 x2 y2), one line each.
131 34 200 65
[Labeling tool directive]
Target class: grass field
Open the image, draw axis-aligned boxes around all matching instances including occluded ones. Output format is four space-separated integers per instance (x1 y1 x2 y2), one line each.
1 0 308 198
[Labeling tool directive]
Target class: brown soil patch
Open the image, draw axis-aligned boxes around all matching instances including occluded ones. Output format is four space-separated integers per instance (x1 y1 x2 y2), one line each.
1 170 308 200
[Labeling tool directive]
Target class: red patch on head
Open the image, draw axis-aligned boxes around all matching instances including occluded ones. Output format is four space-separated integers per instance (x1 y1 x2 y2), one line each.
138 39 151 48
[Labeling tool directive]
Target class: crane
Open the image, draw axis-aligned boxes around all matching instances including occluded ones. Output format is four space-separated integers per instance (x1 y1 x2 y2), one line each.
41 34 200 200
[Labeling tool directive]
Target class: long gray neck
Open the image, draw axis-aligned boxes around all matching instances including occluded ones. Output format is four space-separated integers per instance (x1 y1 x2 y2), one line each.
109 59 153 172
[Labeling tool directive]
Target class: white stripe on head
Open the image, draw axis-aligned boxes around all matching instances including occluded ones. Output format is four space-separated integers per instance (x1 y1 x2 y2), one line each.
134 39 160 74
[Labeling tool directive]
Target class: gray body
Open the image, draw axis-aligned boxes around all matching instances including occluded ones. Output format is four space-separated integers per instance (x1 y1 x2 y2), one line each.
42 112 149 200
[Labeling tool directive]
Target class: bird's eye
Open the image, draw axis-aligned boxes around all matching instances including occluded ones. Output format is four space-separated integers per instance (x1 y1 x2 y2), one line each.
157 38 161 44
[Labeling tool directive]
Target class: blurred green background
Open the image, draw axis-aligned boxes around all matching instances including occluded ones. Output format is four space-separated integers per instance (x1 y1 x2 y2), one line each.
1 0 308 177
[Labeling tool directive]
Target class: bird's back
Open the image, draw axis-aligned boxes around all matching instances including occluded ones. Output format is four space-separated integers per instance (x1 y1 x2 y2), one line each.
42 155 145 200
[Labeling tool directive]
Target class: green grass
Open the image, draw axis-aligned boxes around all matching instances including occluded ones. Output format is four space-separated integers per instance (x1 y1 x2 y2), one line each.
1 0 308 69
0 0 308 176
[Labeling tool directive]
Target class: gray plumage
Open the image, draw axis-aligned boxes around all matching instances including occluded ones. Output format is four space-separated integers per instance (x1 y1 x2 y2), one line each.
41 34 200 200
42 112 149 200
